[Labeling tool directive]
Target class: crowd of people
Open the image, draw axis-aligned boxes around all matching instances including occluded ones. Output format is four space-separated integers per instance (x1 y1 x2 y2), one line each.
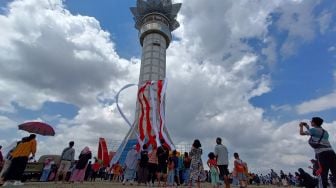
0 116 336 188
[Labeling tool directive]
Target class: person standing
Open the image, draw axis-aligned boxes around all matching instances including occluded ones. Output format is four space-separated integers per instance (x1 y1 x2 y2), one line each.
157 139 169 187
183 152 191 186
137 144 149 185
233 153 247 188
0 141 22 185
299 117 336 188
167 156 175 187
3 134 37 186
55 141 75 183
84 161 92 181
70 146 92 183
123 145 138 185
90 159 101 182
171 150 180 186
0 146 3 172
214 137 230 188
178 152 185 184
207 152 220 188
112 162 122 182
147 143 158 186
189 139 204 188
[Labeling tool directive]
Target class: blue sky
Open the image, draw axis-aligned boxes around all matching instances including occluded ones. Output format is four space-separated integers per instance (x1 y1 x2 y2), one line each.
63 0 336 124
0 0 336 173
65 0 139 59
1 0 334 125
252 28 336 122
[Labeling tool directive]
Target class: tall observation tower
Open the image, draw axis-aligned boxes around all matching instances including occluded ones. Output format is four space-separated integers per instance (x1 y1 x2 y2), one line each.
111 0 181 164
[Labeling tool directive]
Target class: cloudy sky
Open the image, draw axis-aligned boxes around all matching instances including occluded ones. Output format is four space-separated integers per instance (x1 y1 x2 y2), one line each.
0 0 336 174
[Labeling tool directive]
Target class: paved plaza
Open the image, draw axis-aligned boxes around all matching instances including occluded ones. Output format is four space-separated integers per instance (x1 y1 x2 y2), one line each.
20 182 288 188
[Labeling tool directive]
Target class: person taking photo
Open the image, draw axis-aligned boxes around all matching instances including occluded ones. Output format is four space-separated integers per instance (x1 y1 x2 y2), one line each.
299 117 336 188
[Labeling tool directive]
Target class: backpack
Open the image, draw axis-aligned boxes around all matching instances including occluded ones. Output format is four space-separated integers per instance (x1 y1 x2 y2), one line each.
235 159 246 173
243 161 248 173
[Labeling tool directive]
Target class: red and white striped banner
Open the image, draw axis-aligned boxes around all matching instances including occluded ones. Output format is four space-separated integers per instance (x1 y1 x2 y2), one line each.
115 79 174 151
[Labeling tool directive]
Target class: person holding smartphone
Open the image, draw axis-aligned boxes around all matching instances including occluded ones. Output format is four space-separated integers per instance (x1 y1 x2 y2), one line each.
299 117 336 188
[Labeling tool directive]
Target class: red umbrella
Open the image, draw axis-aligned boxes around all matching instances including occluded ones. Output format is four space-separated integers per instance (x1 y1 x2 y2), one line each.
18 122 55 136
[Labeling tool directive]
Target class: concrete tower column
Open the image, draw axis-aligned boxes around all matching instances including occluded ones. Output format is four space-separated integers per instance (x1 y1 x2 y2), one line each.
139 32 167 84
111 0 181 165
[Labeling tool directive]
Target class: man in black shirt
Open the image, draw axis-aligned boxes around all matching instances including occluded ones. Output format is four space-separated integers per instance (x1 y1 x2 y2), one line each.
156 139 169 186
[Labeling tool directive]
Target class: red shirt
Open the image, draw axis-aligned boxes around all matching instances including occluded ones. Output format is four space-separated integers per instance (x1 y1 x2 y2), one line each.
208 159 217 167
92 162 100 172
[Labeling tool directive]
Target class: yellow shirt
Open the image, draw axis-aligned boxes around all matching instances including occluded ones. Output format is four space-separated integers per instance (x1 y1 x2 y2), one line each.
11 139 37 158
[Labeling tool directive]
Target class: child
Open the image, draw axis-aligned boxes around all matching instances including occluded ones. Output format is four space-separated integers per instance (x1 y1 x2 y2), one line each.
40 157 54 182
90 159 100 182
118 165 123 182
167 157 175 187
234 153 247 188
105 165 112 181
207 152 220 188
113 162 121 182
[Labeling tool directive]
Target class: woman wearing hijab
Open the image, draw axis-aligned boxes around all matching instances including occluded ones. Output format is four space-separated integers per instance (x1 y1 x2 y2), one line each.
70 147 92 183
3 134 37 186
122 145 138 185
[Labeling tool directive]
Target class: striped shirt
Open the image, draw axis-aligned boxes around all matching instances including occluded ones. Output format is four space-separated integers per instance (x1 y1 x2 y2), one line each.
307 128 333 154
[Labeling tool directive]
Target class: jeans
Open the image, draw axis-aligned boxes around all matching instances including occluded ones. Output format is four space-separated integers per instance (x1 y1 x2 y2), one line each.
40 169 51 181
167 170 175 186
183 169 190 185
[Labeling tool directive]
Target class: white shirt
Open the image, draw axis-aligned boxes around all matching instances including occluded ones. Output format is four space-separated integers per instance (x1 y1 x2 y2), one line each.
214 144 228 165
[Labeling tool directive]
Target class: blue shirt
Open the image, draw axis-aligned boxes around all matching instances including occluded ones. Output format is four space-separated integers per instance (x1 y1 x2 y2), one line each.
172 156 179 169
308 128 333 154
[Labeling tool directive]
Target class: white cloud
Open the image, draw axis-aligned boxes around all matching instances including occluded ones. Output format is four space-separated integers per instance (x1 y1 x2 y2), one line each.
329 46 336 52
318 11 333 34
0 0 131 112
296 92 336 114
276 0 318 57
271 104 293 112
36 105 135 157
176 0 276 64
0 116 16 130
0 0 332 174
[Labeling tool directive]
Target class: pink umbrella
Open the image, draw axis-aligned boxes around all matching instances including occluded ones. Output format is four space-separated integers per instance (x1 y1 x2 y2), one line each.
18 122 55 136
